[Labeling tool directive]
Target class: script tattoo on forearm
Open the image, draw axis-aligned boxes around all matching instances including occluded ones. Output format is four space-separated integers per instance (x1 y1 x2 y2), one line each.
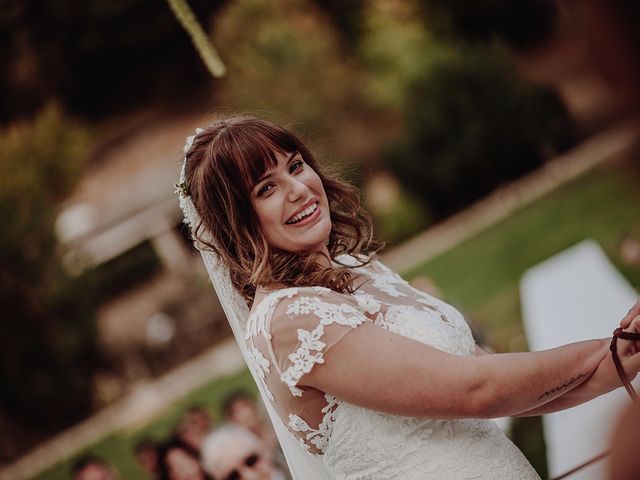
537 371 589 400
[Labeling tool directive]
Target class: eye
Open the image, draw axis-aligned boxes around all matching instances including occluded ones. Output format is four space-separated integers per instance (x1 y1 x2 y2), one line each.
257 183 274 196
245 453 260 466
290 158 304 173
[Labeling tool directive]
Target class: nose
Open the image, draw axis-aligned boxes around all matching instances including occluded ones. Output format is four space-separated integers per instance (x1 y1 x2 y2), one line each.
286 176 307 203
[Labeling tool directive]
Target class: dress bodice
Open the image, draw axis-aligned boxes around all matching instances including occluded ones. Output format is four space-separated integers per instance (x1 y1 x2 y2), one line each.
246 256 540 479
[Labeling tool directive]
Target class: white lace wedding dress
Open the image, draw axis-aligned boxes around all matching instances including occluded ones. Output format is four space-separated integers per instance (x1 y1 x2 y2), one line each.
245 256 541 479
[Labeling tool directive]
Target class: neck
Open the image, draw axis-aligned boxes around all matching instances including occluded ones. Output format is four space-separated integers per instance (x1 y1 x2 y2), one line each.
254 246 333 298
313 245 333 269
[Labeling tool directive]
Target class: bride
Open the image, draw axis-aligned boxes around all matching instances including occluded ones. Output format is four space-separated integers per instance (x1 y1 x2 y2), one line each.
176 115 640 479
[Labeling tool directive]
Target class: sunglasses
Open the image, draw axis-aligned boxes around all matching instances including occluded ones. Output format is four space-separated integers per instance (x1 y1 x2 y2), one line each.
223 453 260 480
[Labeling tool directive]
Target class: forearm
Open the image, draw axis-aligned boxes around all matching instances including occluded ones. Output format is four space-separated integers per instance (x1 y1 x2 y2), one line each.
515 332 639 416
475 300 640 418
473 338 608 418
513 377 603 416
473 343 607 417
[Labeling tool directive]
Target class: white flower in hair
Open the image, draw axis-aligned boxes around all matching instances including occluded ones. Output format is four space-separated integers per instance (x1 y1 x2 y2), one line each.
175 127 205 199
183 127 205 154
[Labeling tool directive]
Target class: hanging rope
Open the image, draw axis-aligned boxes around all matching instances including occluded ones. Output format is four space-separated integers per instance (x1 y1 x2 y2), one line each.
165 0 226 78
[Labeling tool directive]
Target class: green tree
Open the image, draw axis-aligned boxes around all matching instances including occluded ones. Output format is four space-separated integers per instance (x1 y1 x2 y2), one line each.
388 46 574 218
417 0 556 51
0 0 226 122
0 105 97 442
310 0 366 52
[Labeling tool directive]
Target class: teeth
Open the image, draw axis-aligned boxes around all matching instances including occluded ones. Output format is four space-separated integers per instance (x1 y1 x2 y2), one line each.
287 203 318 224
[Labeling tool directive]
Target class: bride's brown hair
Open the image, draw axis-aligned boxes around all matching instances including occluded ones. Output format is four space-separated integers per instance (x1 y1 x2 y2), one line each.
182 115 380 304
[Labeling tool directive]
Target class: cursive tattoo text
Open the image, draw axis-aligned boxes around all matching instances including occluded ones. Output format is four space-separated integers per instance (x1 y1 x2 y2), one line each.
537 371 589 400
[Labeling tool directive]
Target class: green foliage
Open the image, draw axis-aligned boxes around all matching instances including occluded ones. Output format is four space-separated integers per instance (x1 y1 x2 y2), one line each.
0 0 225 121
373 190 431 245
310 0 366 52
212 0 377 164
0 105 98 433
510 416 548 479
358 2 436 111
417 0 556 50
0 105 87 255
388 46 574 218
368 180 431 245
214 0 342 125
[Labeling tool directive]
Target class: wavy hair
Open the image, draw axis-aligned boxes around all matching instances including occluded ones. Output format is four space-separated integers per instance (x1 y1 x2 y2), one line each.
182 115 381 304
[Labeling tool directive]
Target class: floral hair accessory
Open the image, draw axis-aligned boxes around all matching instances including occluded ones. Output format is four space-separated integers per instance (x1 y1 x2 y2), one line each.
174 127 205 199
174 181 190 198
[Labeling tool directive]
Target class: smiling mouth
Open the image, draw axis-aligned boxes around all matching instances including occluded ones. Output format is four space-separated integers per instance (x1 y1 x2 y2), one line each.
286 202 319 224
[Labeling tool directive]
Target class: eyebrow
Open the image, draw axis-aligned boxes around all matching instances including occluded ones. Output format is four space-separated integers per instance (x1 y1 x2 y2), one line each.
255 151 299 185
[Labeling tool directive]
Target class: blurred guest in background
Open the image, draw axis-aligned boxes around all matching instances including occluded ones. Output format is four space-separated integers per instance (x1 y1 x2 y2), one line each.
222 390 277 449
134 438 160 479
201 425 286 480
619 233 640 266
71 455 120 480
176 405 215 452
157 436 210 480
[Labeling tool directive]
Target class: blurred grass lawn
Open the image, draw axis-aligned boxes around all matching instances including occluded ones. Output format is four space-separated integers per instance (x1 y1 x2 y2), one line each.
32 163 639 480
403 162 640 478
32 369 256 480
405 163 640 353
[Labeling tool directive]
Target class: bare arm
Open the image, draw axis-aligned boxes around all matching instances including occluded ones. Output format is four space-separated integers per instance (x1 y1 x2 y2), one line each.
515 301 640 416
300 321 626 419
473 344 603 416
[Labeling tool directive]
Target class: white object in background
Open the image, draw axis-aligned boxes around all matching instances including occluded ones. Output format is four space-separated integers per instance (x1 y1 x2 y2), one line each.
520 239 639 480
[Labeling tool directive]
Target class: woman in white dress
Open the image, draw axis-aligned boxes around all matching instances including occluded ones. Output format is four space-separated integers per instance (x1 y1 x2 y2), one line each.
179 115 640 480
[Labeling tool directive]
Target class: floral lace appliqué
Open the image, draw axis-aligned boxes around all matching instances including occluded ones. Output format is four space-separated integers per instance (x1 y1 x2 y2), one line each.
245 289 300 402
352 290 382 314
247 344 275 401
246 288 299 340
280 296 367 396
288 394 340 454
355 261 408 298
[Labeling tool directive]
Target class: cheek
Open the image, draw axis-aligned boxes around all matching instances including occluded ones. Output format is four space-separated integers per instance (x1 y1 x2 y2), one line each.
254 201 282 240
313 177 329 205
309 171 324 192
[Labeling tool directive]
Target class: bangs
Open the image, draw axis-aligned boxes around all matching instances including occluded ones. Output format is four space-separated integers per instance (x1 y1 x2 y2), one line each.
214 119 303 194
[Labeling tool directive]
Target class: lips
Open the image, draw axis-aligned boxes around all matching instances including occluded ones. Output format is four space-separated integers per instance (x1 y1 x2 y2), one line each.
286 200 319 224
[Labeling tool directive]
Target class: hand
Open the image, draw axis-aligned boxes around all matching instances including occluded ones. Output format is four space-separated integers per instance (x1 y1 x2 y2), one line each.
620 298 640 352
587 314 640 395
620 299 640 329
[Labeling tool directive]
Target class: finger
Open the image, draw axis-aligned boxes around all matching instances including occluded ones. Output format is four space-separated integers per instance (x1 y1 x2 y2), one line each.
620 299 640 328
627 315 640 332
621 350 640 379
620 299 639 327
621 315 640 354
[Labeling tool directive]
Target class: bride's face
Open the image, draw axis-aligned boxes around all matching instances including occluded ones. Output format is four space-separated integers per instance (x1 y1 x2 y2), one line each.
251 150 331 254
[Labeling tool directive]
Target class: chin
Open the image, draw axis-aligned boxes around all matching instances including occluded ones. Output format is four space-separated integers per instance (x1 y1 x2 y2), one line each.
296 229 331 252
288 237 329 254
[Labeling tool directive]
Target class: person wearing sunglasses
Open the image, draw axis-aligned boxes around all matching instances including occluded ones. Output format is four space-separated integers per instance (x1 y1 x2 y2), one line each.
157 436 211 480
201 425 287 480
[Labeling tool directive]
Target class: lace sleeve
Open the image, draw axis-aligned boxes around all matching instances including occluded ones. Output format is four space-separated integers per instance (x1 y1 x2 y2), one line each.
268 287 370 397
